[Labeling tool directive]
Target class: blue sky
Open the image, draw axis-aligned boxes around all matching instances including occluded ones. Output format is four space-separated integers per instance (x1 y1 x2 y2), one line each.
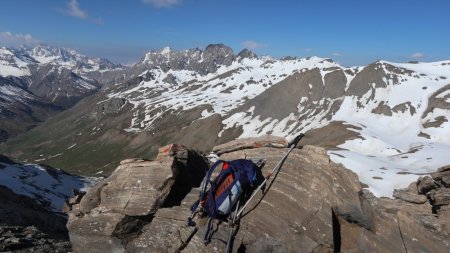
0 0 449 66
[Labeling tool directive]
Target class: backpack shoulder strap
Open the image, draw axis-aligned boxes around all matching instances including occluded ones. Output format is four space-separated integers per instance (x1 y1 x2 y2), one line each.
190 160 225 213
228 159 257 186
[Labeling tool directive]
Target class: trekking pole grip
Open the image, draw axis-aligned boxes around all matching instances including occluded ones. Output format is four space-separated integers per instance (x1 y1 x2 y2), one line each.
288 133 305 148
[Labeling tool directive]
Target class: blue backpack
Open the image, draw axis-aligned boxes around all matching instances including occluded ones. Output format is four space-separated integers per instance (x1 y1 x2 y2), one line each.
189 159 260 243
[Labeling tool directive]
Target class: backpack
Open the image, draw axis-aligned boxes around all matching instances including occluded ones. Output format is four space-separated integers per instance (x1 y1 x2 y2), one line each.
189 159 261 243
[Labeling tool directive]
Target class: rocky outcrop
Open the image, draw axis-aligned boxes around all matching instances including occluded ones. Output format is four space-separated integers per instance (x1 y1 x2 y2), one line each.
237 49 258 59
67 144 209 252
135 44 235 76
372 101 393 116
203 44 234 66
421 84 450 129
67 138 450 252
162 73 178 85
97 97 127 115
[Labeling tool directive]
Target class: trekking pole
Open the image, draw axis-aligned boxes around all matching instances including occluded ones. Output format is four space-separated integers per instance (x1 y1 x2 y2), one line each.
226 198 241 253
235 133 305 218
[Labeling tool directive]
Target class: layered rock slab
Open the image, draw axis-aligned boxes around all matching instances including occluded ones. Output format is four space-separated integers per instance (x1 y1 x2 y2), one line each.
67 144 209 253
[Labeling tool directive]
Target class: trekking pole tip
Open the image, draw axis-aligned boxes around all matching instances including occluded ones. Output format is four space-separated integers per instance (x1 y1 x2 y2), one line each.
288 133 305 148
187 217 196 226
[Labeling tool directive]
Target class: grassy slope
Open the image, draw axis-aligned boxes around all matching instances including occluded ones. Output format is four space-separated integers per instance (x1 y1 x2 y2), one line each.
0 93 226 176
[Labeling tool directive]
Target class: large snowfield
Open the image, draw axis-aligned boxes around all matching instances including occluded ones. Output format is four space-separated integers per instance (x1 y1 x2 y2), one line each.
329 61 450 197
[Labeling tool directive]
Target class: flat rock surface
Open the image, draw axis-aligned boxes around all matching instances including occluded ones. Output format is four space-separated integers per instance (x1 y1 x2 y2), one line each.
212 135 288 155
393 189 428 204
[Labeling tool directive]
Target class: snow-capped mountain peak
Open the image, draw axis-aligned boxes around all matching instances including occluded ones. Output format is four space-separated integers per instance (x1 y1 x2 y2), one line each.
0 44 123 78
0 44 125 141
160 46 172 55
0 47 36 76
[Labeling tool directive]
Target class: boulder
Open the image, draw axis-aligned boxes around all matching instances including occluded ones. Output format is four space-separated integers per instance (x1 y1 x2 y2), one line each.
393 189 428 204
432 165 450 187
428 188 450 206
443 175 450 187
417 176 437 194
67 144 209 253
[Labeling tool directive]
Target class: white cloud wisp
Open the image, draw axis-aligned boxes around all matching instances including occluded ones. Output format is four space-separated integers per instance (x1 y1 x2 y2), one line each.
142 0 182 8
242 40 268 50
0 31 40 47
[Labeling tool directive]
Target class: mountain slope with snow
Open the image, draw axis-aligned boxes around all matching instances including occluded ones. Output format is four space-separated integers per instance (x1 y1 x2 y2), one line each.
0 75 62 142
1 44 449 197
327 61 450 196
0 44 124 141
0 155 99 212
1 45 122 77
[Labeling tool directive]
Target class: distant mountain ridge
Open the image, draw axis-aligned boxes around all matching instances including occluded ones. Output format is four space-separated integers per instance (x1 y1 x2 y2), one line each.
0 44 122 76
0 44 124 141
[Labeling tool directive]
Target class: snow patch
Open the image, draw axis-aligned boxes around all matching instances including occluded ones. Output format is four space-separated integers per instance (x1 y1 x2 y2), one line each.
0 162 100 212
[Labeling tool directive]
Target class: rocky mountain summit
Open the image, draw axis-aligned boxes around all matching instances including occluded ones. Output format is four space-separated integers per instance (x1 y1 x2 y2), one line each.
135 44 245 75
66 137 450 253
